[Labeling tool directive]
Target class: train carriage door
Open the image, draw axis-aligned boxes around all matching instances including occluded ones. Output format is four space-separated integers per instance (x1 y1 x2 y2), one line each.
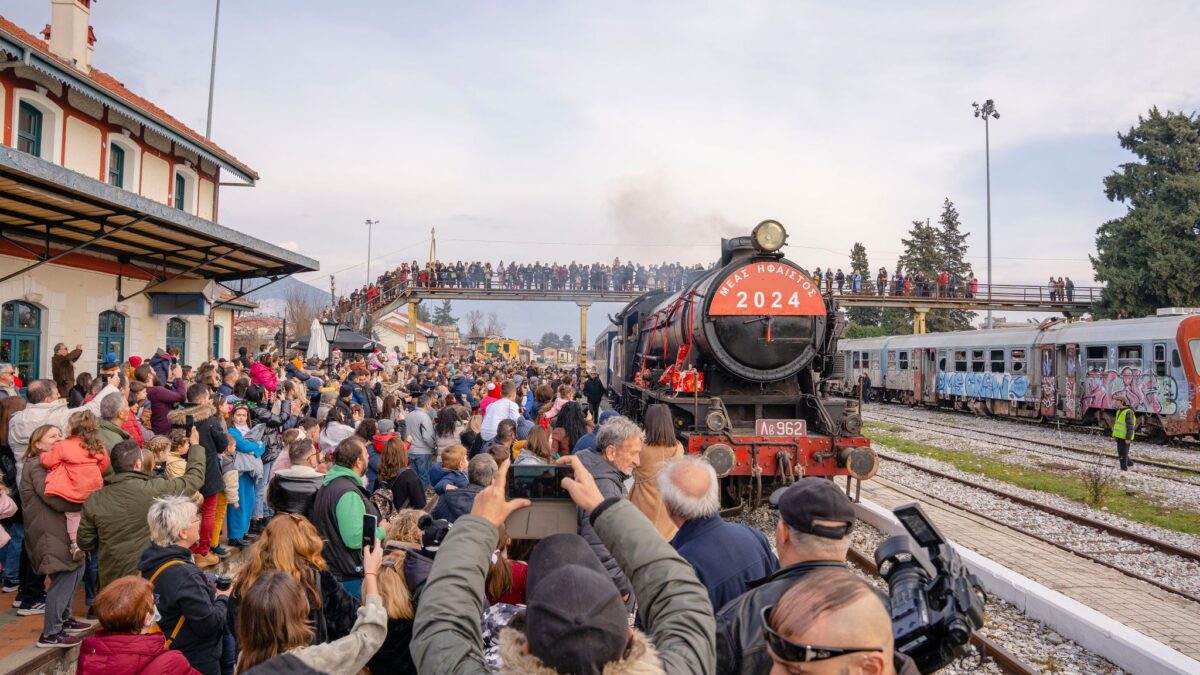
1064 344 1079 419
1039 345 1057 418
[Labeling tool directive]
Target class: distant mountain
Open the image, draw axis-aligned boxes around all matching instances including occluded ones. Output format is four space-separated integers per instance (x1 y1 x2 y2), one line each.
242 276 329 317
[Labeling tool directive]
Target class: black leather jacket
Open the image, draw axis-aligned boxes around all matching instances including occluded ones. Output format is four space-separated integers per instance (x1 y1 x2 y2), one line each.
266 469 323 518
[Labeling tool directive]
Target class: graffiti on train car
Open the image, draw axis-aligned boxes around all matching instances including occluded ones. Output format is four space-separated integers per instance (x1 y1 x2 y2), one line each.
1081 368 1180 415
935 371 1029 400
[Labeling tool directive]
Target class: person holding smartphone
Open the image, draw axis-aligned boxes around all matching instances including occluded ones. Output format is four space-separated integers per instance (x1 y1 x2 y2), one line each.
311 437 387 599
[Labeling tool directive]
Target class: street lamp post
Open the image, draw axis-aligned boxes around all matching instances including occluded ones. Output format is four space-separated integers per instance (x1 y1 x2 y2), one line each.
365 219 379 289
973 99 999 330
319 319 340 376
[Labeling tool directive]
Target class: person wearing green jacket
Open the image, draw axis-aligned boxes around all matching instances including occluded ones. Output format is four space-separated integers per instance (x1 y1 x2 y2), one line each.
77 433 206 589
310 437 387 599
411 456 715 674
1112 394 1136 471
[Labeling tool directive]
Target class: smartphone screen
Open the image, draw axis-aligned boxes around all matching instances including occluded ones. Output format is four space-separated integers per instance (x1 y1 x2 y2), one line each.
185 414 195 438
362 514 378 551
507 465 574 500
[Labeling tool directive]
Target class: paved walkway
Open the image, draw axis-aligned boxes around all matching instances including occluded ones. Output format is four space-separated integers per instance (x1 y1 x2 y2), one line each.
862 477 1200 660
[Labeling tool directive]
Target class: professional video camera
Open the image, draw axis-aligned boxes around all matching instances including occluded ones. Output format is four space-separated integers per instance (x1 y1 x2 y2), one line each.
874 503 987 674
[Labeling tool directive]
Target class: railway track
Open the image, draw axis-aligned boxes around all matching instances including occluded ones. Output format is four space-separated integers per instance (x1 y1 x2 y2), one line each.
866 409 1200 486
871 449 1200 605
845 546 1039 675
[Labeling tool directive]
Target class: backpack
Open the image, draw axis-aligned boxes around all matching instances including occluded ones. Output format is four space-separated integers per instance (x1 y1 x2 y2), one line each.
371 484 395 520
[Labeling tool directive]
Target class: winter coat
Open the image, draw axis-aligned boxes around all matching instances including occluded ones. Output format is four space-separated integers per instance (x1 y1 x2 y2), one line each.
368 618 417 675
410 500 715 674
138 543 228 675
77 443 206 588
41 436 110 503
51 347 82 398
669 514 778 612
99 418 131 452
629 441 684 540
266 466 324 518
18 460 82 577
77 631 200 675
577 450 634 603
583 375 604 404
168 404 228 498
283 594 387 675
146 379 187 435
149 352 174 388
430 483 483 523
249 361 279 393
7 383 119 468
429 465 467 495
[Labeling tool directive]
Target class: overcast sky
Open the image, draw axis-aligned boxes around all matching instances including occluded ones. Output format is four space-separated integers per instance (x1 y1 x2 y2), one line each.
9 1 1200 300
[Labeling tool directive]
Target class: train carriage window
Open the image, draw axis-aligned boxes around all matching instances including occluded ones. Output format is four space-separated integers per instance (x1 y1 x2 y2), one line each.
1154 344 1167 376
1085 346 1109 373
990 349 1005 373
852 352 861 369
1011 349 1025 373
1174 349 1182 368
971 350 985 373
1117 345 1143 370
887 351 896 370
898 351 909 371
869 353 879 370
954 350 967 372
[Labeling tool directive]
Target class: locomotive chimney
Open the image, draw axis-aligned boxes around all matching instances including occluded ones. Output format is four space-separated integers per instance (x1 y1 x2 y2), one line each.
45 0 95 73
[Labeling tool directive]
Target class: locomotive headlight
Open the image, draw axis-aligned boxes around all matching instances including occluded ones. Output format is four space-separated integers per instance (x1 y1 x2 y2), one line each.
751 220 787 253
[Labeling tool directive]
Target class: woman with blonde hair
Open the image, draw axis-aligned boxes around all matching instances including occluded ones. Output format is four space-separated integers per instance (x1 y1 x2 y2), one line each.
367 550 417 675
384 508 425 551
629 403 684 539
230 514 358 645
234 543 385 674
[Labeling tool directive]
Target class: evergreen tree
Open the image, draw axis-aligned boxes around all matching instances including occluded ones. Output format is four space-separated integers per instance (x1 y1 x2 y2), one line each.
560 334 575 350
539 332 561 350
431 299 457 326
897 219 942 280
935 198 976 330
415 302 432 323
845 242 881 327
1092 108 1200 317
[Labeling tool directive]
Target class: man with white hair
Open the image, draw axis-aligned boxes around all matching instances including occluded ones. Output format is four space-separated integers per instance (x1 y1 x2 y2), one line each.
659 455 777 611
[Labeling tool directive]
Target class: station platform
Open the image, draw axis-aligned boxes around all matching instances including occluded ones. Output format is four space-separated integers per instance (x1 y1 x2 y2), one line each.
861 477 1200 662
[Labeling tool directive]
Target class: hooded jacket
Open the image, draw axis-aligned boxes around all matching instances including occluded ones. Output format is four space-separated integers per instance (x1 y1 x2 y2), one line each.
430 483 483 523
266 465 324 517
146 379 187 435
148 352 173 388
578 450 634 604
249 361 279 393
138 543 228 675
77 631 200 675
77 443 206 588
410 500 715 674
168 404 227 498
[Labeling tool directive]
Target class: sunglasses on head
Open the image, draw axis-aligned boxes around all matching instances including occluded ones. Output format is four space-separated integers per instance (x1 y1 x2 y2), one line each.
760 606 882 664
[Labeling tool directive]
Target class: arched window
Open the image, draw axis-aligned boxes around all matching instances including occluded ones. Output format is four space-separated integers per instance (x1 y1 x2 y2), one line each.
12 90 63 163
172 166 198 214
166 318 187 365
1 301 42 383
97 311 126 371
211 324 222 359
17 102 42 156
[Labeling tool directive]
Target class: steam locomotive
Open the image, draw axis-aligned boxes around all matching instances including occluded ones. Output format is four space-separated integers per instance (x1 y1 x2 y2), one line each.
593 221 878 507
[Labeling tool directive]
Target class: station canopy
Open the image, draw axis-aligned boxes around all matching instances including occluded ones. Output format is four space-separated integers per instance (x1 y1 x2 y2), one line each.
0 146 318 301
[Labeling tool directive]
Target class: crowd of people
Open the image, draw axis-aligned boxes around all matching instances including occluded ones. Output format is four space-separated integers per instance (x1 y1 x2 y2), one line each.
811 266 983 299
0 342 921 674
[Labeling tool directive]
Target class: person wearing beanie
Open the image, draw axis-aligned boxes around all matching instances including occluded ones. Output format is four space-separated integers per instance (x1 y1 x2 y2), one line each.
411 456 715 674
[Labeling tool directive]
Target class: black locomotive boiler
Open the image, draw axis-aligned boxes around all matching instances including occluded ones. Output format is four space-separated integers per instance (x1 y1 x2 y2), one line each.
593 221 878 506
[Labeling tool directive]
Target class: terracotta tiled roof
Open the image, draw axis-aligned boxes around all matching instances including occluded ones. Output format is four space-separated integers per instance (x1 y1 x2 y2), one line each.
0 14 259 180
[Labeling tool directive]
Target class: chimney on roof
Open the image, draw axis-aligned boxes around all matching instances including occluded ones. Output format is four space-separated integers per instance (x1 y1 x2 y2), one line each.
47 0 94 73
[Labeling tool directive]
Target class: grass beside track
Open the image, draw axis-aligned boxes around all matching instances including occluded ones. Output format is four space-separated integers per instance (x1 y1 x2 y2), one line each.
865 423 1200 536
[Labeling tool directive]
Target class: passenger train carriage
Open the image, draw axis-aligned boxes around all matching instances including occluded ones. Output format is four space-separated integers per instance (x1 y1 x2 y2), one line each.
836 313 1200 442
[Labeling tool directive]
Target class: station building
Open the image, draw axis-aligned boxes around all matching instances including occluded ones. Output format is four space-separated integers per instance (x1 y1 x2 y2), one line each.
0 1 317 383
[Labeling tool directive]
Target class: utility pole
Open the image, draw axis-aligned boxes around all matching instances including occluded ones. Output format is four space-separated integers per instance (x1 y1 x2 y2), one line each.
205 0 221 138
364 219 379 287
973 99 999 329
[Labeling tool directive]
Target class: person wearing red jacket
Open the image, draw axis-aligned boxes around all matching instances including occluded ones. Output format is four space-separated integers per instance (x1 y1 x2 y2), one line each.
76 576 200 674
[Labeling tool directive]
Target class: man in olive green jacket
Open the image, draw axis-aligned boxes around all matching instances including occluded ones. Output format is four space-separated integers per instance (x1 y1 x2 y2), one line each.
97 392 131 452
412 456 715 674
77 434 206 589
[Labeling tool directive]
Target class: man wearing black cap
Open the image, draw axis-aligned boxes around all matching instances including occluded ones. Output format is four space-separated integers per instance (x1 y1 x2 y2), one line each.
411 456 715 674
715 477 856 675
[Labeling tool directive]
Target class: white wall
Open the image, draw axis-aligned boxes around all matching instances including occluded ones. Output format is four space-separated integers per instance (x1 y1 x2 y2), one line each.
141 153 169 204
63 115 101 179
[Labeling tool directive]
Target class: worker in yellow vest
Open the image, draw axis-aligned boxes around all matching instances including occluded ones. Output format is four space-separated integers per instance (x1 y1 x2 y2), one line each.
1112 394 1136 470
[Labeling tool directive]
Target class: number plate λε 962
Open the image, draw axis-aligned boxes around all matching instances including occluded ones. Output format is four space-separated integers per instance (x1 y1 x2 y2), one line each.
755 419 807 437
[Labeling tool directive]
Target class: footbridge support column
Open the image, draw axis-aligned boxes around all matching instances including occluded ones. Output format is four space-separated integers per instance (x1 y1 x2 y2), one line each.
407 300 419 357
913 307 930 335
577 300 591 380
